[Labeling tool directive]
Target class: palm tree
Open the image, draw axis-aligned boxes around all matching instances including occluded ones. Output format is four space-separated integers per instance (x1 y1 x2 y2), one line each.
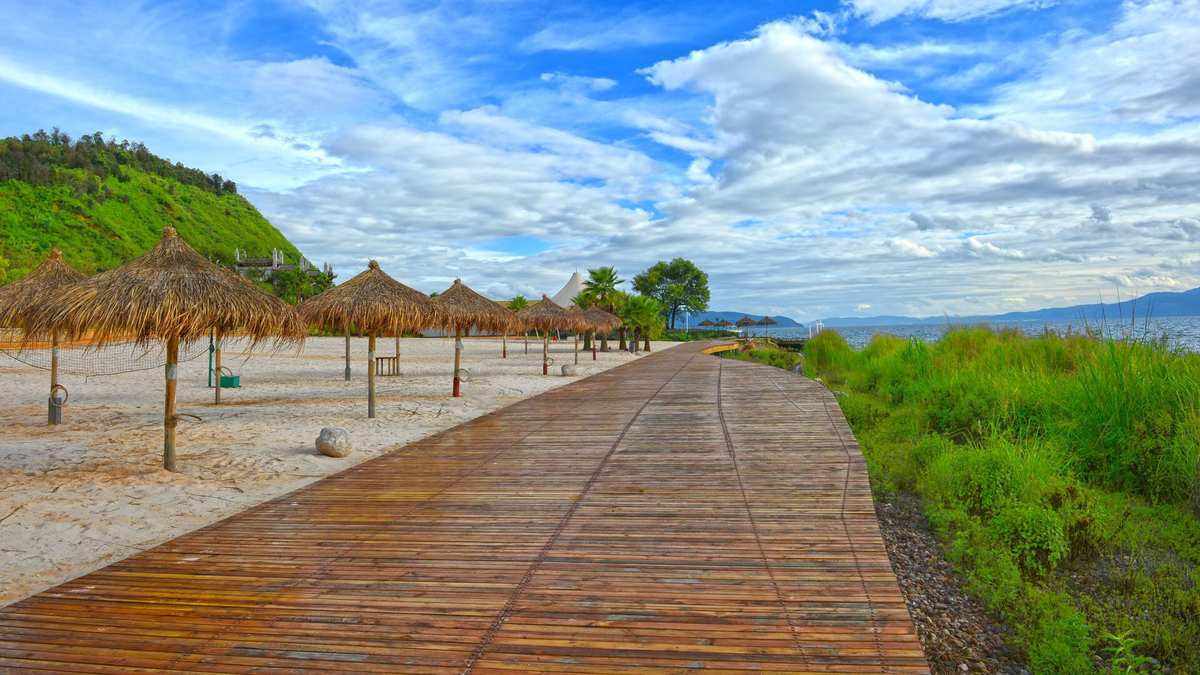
573 289 597 350
610 291 630 351
621 295 665 353
508 295 529 354
584 267 623 351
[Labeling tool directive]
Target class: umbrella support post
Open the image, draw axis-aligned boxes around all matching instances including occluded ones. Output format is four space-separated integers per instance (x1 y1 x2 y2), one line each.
574 333 579 365
367 334 376 419
344 328 351 381
592 332 597 361
453 330 463 397
164 336 179 472
48 333 60 425
502 334 507 359
543 334 549 375
213 332 222 405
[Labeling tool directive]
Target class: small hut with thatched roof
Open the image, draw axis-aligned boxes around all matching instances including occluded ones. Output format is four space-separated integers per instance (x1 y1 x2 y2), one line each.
298 260 438 418
582 307 621 361
517 295 586 375
0 248 86 425
27 227 304 470
736 315 757 335
432 279 519 397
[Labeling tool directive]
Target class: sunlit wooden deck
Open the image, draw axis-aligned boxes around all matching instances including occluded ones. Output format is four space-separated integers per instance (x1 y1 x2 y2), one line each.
0 342 927 673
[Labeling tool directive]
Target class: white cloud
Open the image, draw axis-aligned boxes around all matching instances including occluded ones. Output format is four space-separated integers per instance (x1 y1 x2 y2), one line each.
889 238 938 258
845 0 1055 24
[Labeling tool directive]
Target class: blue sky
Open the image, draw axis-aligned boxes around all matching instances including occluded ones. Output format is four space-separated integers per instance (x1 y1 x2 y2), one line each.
1 0 1197 320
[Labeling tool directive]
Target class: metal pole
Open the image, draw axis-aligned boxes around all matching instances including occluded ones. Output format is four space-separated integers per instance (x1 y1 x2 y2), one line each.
164 336 179 472
367 333 377 418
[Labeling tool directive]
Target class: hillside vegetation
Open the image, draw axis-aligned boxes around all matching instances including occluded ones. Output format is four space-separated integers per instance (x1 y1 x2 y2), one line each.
804 328 1200 672
0 130 300 283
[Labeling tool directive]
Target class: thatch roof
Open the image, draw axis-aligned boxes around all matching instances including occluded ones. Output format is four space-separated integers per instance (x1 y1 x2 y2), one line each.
518 295 588 332
736 316 757 327
582 307 622 333
28 228 304 346
433 279 519 333
0 249 85 331
298 259 438 335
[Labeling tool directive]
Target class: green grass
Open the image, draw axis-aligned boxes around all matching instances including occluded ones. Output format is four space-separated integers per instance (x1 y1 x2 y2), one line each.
0 167 300 283
804 328 1200 672
720 341 803 371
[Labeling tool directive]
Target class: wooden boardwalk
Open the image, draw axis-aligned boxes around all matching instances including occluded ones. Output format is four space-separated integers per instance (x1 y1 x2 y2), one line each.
0 342 927 673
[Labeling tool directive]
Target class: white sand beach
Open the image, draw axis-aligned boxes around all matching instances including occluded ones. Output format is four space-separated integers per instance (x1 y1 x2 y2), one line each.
0 335 675 606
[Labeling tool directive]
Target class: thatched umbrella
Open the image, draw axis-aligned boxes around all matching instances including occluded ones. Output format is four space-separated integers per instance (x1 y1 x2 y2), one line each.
517 295 586 375
28 228 304 470
0 248 86 425
582 307 621 361
432 279 519 397
298 260 437 418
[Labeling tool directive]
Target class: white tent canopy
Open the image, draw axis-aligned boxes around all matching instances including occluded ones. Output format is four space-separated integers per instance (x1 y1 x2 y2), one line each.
550 271 586 308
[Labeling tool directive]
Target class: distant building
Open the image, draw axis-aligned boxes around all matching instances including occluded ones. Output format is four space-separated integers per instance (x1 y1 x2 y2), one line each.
233 247 331 279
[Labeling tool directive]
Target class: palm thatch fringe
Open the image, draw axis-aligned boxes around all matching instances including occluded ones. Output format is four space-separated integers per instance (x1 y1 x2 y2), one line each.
298 260 439 335
0 249 86 333
432 279 520 334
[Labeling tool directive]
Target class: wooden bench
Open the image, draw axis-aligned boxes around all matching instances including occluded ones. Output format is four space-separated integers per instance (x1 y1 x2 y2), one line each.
375 355 400 376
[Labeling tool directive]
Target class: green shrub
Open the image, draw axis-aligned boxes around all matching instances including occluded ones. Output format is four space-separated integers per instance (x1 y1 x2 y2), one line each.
988 503 1069 575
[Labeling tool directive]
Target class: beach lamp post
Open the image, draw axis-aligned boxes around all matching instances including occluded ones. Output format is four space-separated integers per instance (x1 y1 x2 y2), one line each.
298 260 438 418
29 228 304 470
0 248 86 426
432 279 519 397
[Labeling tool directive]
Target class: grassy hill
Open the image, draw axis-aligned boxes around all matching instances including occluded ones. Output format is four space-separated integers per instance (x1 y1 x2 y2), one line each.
0 130 301 283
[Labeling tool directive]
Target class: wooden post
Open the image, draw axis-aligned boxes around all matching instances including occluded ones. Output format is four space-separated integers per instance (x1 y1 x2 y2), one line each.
395 334 400 357
344 327 351 381
452 328 463 397
48 332 59 426
524 331 528 355
367 334 377 418
542 332 549 375
164 335 179 472
574 332 579 365
502 333 507 359
213 331 222 404
592 331 597 361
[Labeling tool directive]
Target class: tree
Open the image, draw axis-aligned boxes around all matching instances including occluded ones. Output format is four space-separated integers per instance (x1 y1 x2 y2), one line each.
620 295 665 353
632 258 710 329
582 267 624 350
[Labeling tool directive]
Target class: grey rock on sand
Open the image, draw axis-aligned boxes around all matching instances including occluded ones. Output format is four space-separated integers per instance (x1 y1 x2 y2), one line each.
561 365 577 376
316 427 352 458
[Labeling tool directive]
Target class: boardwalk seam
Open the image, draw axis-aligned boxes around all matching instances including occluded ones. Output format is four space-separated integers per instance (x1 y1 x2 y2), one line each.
460 349 700 674
714 358 812 665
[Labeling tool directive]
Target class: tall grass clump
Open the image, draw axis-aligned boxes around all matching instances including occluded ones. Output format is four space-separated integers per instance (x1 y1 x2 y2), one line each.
804 326 1200 672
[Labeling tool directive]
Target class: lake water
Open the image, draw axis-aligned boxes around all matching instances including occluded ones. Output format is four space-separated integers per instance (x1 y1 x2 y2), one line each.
737 315 1200 352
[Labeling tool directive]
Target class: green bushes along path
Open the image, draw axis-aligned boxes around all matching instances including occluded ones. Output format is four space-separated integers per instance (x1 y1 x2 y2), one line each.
804 328 1200 673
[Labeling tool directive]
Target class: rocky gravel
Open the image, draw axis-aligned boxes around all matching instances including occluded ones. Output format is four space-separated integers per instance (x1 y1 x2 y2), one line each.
875 491 1030 674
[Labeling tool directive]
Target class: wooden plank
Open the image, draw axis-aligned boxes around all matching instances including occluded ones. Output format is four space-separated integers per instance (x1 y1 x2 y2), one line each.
0 343 927 673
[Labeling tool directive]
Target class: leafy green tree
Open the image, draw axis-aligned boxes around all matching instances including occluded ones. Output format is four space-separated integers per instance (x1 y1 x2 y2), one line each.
621 295 665 352
632 258 710 329
582 267 625 350
269 268 335 304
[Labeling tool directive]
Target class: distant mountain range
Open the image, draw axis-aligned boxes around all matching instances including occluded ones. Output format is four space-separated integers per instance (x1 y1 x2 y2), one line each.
822 286 1200 327
685 311 803 327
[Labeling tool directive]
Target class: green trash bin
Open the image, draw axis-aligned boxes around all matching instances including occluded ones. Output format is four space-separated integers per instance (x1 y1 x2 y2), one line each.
218 367 240 389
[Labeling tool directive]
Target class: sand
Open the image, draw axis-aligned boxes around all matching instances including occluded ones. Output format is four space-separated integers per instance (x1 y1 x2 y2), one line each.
0 335 676 607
